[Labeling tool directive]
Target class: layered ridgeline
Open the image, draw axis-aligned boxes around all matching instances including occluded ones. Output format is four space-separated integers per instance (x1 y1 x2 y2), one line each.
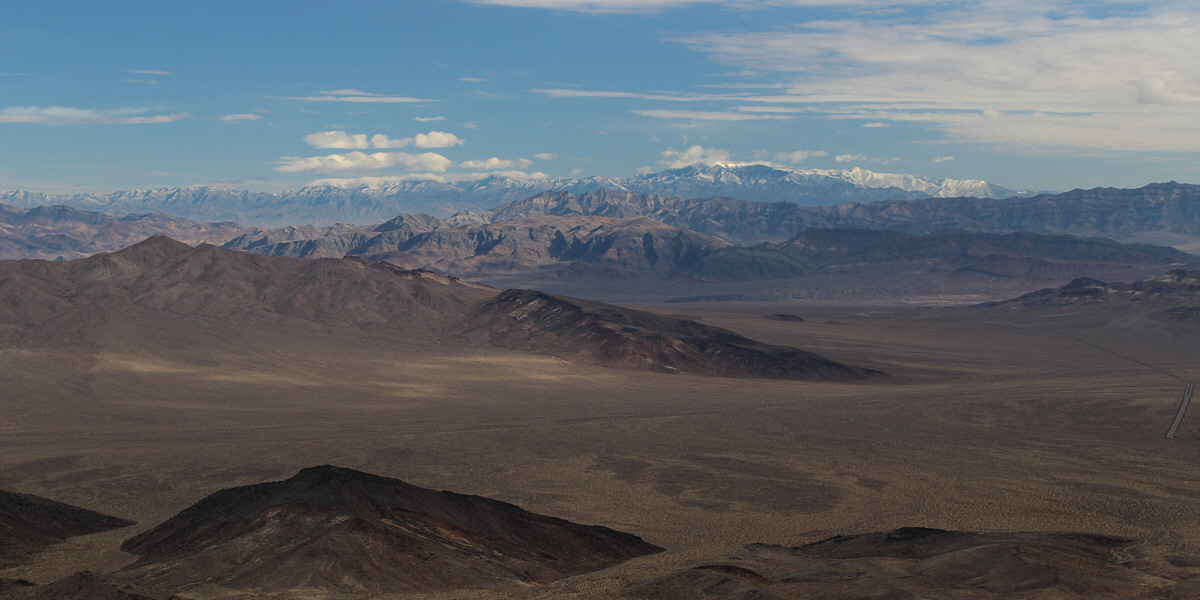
0 204 255 260
463 183 1200 247
979 270 1200 328
609 527 1192 600
116 465 662 594
0 165 1029 226
224 211 1195 288
0 237 870 379
0 489 134 568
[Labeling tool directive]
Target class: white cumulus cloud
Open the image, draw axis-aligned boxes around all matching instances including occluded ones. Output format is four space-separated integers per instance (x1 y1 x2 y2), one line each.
305 131 371 149
835 154 866 163
932 156 955 163
533 153 558 160
304 130 464 149
459 157 534 170
275 151 452 173
656 145 736 169
774 150 828 164
413 131 464 148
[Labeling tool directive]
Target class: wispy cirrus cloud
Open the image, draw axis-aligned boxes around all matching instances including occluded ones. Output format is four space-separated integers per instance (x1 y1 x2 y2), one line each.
534 88 744 102
933 155 955 163
526 2 1200 154
129 69 172 75
670 4 1200 153
774 150 828 164
218 113 263 121
414 116 445 122
304 130 464 149
286 89 433 103
0 106 191 124
632 108 793 121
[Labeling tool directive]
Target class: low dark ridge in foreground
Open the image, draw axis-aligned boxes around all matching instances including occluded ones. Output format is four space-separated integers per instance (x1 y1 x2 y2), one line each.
623 527 1192 599
977 270 1200 328
0 490 135 568
118 465 662 594
0 572 181 600
463 289 878 380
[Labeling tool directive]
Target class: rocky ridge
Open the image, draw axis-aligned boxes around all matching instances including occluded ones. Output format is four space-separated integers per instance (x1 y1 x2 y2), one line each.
117 465 662 594
0 489 135 568
0 204 253 260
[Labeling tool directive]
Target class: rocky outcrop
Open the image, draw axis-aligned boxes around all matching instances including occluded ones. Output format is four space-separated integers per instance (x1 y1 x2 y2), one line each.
118 465 662 594
621 527 1184 600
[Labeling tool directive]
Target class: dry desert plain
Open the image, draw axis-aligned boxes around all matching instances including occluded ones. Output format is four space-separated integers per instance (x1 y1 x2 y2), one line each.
1 297 1199 598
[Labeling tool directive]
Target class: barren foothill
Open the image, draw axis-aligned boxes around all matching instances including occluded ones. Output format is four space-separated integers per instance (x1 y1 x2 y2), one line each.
1 281 1198 597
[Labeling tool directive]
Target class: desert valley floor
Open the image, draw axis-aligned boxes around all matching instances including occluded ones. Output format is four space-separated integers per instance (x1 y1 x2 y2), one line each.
1 295 1198 598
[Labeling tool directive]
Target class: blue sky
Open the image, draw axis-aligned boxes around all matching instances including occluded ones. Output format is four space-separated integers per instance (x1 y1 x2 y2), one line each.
1 0 1197 194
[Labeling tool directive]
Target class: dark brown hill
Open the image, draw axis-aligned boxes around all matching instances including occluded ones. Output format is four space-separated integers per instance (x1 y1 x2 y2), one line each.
462 289 877 380
982 270 1199 319
0 204 253 260
0 490 134 568
989 269 1199 306
0 237 872 379
622 527 1188 599
0 572 181 600
0 236 496 344
118 465 662 594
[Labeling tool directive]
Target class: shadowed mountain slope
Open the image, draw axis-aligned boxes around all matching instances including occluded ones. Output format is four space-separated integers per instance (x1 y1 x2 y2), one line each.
0 490 134 568
463 289 877 380
0 572 181 600
0 204 253 261
117 465 662 594
621 527 1190 600
0 236 496 344
0 237 863 378
678 228 1195 283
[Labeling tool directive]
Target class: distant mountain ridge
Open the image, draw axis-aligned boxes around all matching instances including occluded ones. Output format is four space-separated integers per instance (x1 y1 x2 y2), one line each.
464 183 1199 248
0 164 1029 227
0 203 254 260
224 213 1195 288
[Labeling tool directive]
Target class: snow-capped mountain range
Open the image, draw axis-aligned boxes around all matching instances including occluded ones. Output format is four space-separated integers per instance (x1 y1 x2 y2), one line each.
1 164 1036 227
